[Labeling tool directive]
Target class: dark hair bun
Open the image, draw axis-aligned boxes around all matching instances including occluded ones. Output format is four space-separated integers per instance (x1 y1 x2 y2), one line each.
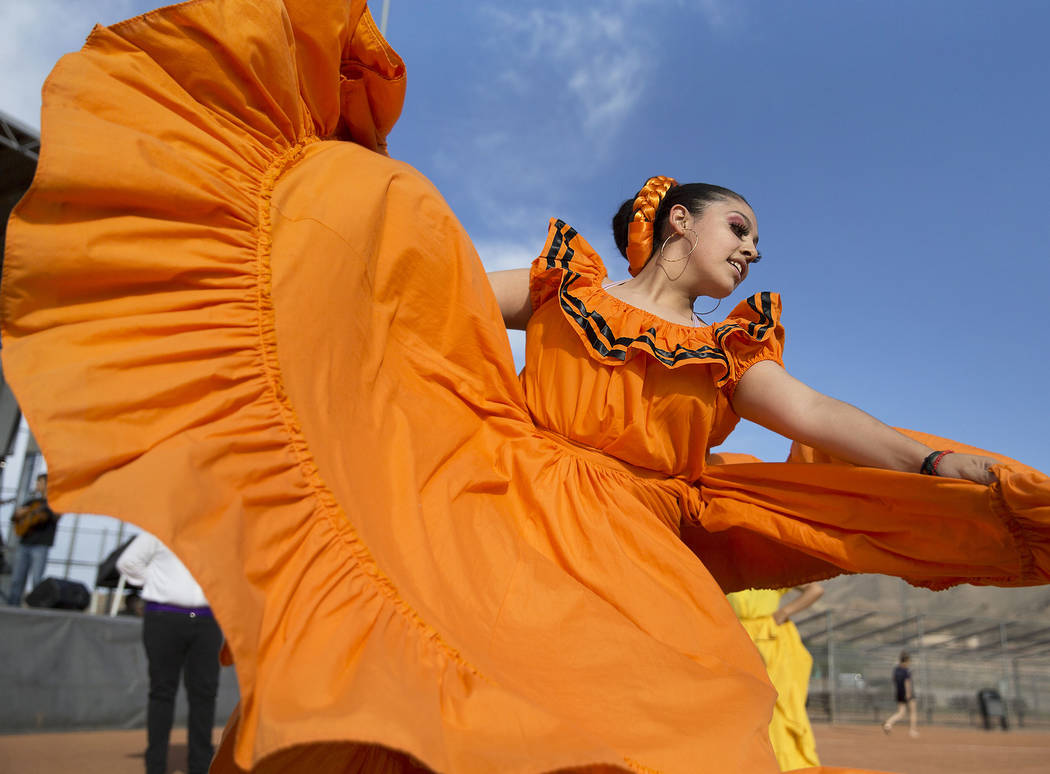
611 197 635 260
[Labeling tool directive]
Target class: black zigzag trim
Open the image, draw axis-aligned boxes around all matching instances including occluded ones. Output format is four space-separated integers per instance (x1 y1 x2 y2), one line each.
746 292 775 339
714 292 776 348
544 219 576 270
545 224 776 379
557 271 732 374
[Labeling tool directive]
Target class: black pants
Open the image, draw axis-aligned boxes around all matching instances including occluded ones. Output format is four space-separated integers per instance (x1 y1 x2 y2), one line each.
142 609 223 774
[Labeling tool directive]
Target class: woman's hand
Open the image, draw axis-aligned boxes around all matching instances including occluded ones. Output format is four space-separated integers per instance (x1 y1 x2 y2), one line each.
935 453 998 485
772 583 823 627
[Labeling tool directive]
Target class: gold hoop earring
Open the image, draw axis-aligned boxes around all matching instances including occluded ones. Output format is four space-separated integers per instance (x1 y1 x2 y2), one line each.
658 228 698 282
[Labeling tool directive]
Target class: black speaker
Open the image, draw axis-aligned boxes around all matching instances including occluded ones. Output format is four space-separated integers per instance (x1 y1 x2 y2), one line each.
25 577 91 610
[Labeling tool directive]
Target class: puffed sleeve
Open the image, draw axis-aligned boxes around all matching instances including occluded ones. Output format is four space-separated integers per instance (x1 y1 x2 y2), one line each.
529 218 608 312
714 292 785 397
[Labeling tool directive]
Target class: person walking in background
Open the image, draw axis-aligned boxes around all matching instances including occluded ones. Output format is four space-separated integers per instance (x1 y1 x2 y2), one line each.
6 474 60 606
882 651 919 738
117 531 223 774
727 584 824 770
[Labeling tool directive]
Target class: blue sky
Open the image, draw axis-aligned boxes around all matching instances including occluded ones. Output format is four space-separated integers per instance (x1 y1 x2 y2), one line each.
392 0 1050 471
1 0 1048 478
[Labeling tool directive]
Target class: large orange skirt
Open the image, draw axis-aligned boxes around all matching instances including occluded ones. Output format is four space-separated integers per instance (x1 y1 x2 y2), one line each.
2 2 1047 773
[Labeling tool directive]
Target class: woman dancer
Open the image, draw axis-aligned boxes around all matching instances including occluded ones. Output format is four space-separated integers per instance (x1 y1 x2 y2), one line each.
3 1 1048 772
727 584 825 769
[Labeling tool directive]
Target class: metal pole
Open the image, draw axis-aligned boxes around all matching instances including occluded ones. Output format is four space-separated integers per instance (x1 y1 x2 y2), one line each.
96 526 110 568
999 623 1010 724
93 526 110 612
62 513 81 579
1011 658 1023 727
15 449 38 515
380 0 390 36
11 443 39 565
826 611 836 724
110 574 126 617
917 614 932 724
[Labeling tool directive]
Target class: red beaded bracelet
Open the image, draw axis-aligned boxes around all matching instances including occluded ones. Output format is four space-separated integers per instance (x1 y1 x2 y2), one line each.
920 450 955 476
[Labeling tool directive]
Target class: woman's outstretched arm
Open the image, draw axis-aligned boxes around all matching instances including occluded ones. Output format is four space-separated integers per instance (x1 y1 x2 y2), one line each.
487 269 532 330
731 360 996 484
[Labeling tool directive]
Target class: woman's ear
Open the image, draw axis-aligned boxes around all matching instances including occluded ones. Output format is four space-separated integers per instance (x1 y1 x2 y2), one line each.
667 203 692 235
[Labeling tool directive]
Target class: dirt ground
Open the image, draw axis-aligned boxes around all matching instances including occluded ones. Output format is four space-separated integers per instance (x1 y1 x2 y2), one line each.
812 723 1050 773
1 723 1048 773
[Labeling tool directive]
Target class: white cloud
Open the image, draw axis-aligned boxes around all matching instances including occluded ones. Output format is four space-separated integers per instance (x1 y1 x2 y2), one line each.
566 52 642 135
481 3 645 144
478 0 743 145
0 1 143 128
444 0 752 241
661 0 743 30
693 0 739 30
473 237 540 272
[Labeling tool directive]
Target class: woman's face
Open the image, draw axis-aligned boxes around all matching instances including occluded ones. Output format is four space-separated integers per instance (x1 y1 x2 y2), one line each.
670 198 760 297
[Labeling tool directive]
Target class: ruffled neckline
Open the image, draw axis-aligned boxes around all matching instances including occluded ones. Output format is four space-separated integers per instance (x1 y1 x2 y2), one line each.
529 219 783 384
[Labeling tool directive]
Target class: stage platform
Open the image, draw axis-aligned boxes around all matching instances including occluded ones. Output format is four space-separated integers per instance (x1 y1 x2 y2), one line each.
1 606 238 733
4 607 1050 772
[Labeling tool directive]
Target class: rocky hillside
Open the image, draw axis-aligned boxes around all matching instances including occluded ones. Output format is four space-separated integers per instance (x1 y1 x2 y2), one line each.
814 574 1050 620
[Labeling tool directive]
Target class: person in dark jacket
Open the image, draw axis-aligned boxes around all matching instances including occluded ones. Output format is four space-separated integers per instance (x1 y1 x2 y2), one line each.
882 651 919 737
6 474 60 606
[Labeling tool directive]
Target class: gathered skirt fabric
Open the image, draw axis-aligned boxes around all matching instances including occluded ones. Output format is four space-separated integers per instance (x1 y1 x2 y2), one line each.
3 2 1048 772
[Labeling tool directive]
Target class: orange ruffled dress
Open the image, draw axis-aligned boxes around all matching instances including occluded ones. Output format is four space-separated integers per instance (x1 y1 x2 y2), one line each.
3 2 1049 773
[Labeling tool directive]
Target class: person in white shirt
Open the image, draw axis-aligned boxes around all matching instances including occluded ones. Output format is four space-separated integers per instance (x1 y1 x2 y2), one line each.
117 532 222 774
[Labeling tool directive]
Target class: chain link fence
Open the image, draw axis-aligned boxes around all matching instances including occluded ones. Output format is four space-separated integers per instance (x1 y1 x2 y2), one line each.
801 609 1050 729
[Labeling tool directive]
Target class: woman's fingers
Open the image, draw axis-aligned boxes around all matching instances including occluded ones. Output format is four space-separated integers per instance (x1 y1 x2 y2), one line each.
937 453 998 485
